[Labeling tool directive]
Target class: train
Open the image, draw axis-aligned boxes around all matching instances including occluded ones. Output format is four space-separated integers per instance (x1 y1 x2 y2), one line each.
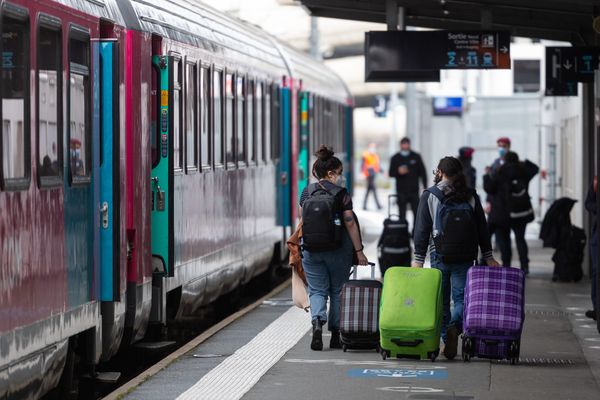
0 0 353 398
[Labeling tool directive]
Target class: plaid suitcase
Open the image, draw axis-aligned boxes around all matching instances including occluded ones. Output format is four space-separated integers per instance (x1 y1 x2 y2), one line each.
462 266 525 364
339 263 381 352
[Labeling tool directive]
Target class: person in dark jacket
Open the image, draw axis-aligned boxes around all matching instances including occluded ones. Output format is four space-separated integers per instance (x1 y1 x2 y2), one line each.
458 146 476 189
388 137 427 222
584 177 598 321
483 151 539 274
412 156 499 360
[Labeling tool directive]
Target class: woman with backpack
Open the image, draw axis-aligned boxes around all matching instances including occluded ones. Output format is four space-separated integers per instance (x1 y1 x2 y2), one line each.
412 156 499 360
299 145 369 351
483 151 539 274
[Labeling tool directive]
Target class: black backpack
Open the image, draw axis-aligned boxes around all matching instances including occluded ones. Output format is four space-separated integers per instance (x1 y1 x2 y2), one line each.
428 186 478 264
302 182 344 252
507 176 534 222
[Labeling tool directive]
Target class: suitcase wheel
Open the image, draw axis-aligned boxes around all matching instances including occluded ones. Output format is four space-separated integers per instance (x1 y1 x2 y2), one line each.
381 350 389 360
508 341 520 365
428 350 438 362
342 345 347 353
462 337 473 362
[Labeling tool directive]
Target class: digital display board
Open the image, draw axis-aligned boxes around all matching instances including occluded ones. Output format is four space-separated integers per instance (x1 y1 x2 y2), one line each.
432 97 463 116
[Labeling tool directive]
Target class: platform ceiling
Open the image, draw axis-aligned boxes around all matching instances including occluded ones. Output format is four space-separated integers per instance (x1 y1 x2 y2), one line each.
297 0 600 45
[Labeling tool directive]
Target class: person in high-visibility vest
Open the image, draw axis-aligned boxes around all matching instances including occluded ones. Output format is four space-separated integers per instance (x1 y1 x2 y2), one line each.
361 143 382 210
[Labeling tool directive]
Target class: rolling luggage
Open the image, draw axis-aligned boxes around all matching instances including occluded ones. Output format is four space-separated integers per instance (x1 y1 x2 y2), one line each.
339 263 381 352
379 267 442 361
462 266 525 364
378 195 412 276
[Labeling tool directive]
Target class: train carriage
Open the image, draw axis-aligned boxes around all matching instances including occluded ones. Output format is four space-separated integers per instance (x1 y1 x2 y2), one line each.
0 0 353 398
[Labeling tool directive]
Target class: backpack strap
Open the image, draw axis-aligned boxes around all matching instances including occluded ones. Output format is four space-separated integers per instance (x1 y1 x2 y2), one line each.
426 185 445 203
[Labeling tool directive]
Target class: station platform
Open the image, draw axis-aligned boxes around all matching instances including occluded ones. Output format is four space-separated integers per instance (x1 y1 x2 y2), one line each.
107 198 600 400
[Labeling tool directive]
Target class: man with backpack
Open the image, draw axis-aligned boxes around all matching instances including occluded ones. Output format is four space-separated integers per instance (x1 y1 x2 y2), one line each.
412 156 499 360
484 151 539 274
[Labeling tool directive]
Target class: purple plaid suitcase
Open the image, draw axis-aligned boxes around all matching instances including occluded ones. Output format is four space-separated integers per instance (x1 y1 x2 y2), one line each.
339 263 381 352
462 266 525 364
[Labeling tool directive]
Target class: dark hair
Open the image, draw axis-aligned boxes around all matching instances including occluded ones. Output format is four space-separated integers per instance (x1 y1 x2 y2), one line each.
437 156 470 201
312 145 343 179
504 151 519 165
400 137 411 145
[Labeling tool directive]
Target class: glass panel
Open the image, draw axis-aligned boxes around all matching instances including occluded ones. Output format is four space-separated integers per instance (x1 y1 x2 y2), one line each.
38 26 61 177
247 80 254 163
1 16 28 180
225 73 235 164
271 86 280 160
264 87 271 162
185 63 196 168
256 83 262 163
213 70 223 165
172 59 181 170
236 76 245 162
69 73 89 178
200 66 210 167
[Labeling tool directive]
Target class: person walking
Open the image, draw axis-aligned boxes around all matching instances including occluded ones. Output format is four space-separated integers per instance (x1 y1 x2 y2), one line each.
299 145 370 351
483 151 539 274
484 137 512 244
585 177 598 321
361 142 382 210
412 156 499 360
458 146 477 189
388 137 427 222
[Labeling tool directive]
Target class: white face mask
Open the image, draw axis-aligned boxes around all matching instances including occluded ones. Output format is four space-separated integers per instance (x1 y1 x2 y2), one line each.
335 174 346 187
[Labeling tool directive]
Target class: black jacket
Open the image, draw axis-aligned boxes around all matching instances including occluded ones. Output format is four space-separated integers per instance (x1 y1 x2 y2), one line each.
460 158 477 189
585 184 597 236
413 183 493 264
388 151 427 193
483 160 539 227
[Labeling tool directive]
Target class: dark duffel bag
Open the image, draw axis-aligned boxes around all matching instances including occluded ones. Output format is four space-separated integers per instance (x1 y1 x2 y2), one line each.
552 225 586 282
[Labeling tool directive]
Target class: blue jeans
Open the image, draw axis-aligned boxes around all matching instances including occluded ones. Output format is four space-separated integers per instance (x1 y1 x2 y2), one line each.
591 231 598 312
430 252 471 342
302 234 353 331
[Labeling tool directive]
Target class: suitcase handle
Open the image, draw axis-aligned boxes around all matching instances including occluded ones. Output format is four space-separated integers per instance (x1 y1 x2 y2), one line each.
351 262 376 280
388 194 401 219
391 338 423 347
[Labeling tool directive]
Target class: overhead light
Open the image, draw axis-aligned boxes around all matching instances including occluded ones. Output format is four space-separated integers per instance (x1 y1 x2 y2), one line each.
443 8 450 15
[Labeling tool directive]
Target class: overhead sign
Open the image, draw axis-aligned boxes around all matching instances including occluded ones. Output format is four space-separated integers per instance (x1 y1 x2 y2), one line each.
544 47 580 96
365 30 510 81
432 97 463 116
546 46 600 83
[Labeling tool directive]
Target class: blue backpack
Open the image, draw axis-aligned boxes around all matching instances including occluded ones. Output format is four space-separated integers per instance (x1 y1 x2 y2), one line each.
427 186 478 263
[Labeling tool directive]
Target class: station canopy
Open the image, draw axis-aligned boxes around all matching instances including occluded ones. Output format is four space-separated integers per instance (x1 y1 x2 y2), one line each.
297 0 600 45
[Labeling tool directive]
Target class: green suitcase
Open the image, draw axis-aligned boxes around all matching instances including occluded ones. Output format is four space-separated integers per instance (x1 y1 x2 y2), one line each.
379 267 443 361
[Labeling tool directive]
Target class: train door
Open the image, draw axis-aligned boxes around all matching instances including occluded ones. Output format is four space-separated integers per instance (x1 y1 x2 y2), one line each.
150 55 174 276
277 85 292 227
97 40 120 300
297 91 309 196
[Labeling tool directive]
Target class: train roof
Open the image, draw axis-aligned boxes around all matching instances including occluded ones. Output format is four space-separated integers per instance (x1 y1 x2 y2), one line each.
47 0 351 102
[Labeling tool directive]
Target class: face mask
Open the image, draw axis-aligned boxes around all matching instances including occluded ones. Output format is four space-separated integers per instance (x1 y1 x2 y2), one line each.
400 150 410 157
335 174 346 187
498 147 507 157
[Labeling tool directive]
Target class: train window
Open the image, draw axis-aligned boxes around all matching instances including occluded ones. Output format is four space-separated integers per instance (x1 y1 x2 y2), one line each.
255 82 263 163
247 79 254 164
199 66 211 169
68 28 91 184
270 85 280 161
172 56 182 171
225 73 235 166
264 84 271 162
37 21 62 184
1 11 30 189
185 61 197 171
213 69 223 166
236 76 246 163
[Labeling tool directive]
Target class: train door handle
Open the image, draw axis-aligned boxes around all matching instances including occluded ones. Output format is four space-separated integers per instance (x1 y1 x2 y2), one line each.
100 202 109 229
280 172 288 185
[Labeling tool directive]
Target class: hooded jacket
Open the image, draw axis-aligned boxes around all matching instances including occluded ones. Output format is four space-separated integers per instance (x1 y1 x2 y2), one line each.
483 160 539 227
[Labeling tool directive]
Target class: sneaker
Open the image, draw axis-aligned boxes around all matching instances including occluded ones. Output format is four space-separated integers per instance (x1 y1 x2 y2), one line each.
329 330 342 349
310 319 323 351
443 326 458 360
585 310 597 321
